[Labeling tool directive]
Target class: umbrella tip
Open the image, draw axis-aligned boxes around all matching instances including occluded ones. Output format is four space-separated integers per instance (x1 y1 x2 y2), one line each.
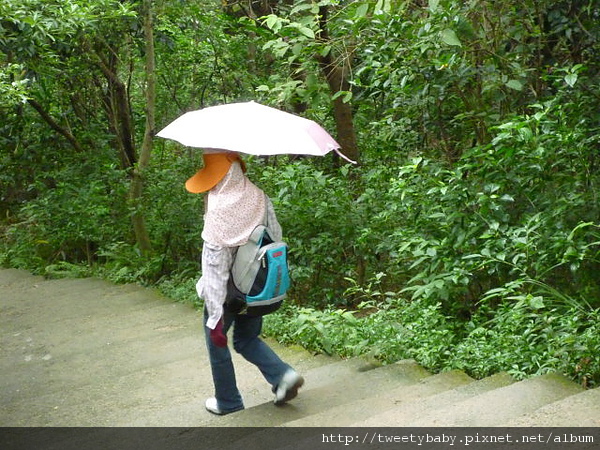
335 149 357 164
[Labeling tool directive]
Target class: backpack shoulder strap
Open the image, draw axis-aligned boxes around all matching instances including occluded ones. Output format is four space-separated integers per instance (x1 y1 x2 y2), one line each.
263 194 269 227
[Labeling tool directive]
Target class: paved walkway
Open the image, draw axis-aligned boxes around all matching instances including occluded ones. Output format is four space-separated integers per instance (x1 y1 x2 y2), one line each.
0 268 324 426
2 268 600 450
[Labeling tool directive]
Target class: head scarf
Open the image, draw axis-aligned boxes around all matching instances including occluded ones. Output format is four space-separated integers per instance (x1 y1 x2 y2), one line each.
201 160 266 247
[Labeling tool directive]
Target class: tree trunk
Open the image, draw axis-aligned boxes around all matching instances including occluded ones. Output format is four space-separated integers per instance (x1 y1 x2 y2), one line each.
221 3 359 163
317 6 360 164
129 0 156 256
91 44 137 171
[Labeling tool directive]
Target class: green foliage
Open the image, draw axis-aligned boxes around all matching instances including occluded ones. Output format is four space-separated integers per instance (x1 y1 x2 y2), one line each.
94 241 163 284
154 3 258 116
0 63 29 106
1 153 130 271
262 273 457 368
254 159 369 307
449 300 600 387
156 274 201 308
2 0 599 388
264 288 600 387
141 150 205 278
352 0 600 159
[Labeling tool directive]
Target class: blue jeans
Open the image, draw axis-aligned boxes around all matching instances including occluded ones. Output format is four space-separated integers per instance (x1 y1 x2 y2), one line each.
203 307 291 413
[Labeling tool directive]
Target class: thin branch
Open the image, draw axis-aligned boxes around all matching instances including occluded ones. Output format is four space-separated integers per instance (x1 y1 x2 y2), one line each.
27 99 84 153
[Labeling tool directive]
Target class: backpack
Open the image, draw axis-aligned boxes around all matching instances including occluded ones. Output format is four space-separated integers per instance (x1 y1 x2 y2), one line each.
225 203 290 316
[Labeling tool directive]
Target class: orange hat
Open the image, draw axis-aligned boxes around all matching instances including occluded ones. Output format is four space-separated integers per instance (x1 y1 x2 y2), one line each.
185 152 246 193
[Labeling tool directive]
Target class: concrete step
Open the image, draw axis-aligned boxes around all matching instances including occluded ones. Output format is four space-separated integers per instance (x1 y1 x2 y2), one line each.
202 359 431 427
401 372 584 426
198 369 580 450
2 289 203 396
286 369 474 427
1 269 596 431
120 358 372 426
121 343 338 427
0 268 44 288
3 280 167 329
355 371 515 426
0 270 333 426
502 387 600 427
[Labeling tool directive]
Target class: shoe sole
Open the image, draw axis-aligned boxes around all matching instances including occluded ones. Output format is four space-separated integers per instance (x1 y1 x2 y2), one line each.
205 398 244 416
274 376 304 406
205 405 244 416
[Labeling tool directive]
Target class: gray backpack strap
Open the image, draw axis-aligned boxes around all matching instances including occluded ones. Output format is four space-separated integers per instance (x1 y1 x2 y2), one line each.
232 225 267 293
263 194 269 227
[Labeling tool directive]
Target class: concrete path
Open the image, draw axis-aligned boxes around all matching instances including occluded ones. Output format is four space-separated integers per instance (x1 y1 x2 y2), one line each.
2 267 599 435
0 268 328 427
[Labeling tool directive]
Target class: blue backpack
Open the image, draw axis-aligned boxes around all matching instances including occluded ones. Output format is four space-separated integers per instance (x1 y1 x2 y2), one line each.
225 207 290 316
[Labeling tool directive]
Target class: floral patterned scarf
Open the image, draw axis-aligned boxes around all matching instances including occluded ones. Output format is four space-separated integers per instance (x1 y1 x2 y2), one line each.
201 161 266 247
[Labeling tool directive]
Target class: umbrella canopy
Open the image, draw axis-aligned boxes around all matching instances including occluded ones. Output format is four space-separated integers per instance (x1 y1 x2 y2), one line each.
156 101 355 163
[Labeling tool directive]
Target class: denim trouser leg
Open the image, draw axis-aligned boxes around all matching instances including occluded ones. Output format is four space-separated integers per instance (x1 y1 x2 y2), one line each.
204 308 290 411
232 313 290 387
204 309 243 413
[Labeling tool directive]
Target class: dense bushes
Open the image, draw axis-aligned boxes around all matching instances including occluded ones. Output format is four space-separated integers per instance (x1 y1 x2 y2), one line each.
258 98 600 388
263 298 600 388
253 99 600 316
2 0 599 387
1 150 130 272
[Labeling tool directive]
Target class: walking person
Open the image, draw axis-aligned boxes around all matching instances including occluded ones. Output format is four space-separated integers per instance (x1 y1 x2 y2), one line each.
189 150 304 415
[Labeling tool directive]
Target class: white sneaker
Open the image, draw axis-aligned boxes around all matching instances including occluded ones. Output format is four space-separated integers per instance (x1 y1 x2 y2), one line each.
274 369 304 405
205 397 224 415
205 397 244 416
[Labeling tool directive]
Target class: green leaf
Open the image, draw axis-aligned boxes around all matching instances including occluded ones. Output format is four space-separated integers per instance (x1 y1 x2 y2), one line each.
564 73 578 87
375 0 392 13
291 42 304 56
297 26 315 39
355 3 369 19
429 0 440 13
506 79 523 91
290 3 316 15
305 73 318 88
332 90 353 103
441 29 462 47
528 296 545 310
264 14 281 32
319 45 332 57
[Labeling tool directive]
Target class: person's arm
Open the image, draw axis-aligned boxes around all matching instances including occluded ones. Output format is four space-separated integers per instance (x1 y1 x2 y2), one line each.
196 242 234 330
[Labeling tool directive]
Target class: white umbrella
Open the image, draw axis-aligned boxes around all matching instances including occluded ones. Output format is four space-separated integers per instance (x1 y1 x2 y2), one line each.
156 101 355 163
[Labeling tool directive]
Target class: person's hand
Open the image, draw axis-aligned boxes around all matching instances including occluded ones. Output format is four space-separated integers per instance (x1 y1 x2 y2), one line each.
209 319 227 348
